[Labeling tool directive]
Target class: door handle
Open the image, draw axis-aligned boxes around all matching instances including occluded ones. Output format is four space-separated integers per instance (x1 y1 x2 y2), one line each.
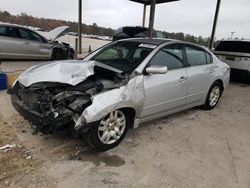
179 76 187 82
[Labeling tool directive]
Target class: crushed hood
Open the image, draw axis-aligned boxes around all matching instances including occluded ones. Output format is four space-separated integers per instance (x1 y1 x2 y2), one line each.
18 60 95 87
46 26 69 41
17 60 123 87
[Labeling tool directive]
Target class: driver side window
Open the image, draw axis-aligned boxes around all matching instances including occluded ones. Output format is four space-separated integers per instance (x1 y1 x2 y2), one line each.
148 45 184 70
18 28 44 42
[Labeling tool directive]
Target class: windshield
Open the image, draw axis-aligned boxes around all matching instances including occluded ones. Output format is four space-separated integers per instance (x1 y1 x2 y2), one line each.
215 41 250 54
90 41 154 73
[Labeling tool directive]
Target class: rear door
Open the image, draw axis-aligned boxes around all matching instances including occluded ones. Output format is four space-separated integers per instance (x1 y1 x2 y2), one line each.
141 44 188 119
0 26 23 59
184 45 215 105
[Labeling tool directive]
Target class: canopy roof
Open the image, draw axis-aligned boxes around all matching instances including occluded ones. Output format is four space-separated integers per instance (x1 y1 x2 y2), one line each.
129 0 179 5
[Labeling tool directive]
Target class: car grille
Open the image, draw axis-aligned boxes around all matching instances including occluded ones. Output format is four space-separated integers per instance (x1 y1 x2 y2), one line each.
18 84 40 111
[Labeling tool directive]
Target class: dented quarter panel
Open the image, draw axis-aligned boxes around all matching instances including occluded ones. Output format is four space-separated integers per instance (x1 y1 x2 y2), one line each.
75 75 145 127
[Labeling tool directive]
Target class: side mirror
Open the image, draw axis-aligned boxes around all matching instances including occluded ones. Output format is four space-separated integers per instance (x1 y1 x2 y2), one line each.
146 65 168 74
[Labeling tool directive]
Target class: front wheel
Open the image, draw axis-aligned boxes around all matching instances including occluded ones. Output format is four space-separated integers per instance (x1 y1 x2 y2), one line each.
51 48 66 60
87 109 129 151
202 81 223 110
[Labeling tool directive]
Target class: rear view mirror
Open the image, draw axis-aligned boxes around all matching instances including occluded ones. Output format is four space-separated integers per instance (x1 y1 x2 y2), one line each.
146 65 168 74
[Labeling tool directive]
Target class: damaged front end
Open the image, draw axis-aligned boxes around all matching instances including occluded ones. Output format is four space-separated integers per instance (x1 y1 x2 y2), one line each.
8 80 98 133
8 60 130 134
8 59 145 137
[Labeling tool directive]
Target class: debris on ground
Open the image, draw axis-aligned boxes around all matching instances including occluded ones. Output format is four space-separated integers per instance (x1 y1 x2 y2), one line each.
187 113 199 120
0 144 16 153
0 83 250 187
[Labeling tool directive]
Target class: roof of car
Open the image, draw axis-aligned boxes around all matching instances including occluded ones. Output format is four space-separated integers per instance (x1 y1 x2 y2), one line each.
120 38 176 45
0 22 22 27
0 22 30 29
119 38 213 54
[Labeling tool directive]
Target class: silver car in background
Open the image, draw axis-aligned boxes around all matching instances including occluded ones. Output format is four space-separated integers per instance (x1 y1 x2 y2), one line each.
8 38 230 151
0 23 75 60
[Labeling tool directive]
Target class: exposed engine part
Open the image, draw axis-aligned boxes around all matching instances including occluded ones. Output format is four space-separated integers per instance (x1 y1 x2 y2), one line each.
9 64 129 135
53 91 91 114
12 81 94 134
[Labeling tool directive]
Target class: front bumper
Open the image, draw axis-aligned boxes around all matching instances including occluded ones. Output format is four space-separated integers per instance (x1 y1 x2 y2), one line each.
11 94 72 129
11 94 51 126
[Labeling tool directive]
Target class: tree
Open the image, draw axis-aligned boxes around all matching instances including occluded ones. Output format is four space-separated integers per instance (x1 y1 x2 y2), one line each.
92 23 100 35
0 9 222 42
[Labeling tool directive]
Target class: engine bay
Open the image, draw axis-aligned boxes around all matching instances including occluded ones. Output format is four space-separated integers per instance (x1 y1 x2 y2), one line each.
9 66 128 134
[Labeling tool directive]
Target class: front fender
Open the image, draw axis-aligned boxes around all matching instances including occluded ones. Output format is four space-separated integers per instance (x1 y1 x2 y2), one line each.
75 75 145 129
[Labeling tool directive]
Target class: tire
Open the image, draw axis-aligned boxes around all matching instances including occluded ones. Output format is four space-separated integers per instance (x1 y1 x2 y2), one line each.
52 48 66 60
87 109 130 151
202 81 223 110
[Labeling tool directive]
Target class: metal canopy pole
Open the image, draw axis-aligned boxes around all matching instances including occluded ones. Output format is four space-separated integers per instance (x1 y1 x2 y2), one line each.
142 4 147 27
78 0 82 54
149 0 156 38
209 0 221 49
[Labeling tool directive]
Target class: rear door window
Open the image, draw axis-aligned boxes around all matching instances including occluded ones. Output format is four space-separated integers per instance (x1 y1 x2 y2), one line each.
185 46 207 66
0 26 7 36
6 27 18 38
0 26 19 38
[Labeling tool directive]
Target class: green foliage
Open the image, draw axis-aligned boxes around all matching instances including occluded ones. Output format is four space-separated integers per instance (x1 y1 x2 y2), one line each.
162 31 212 47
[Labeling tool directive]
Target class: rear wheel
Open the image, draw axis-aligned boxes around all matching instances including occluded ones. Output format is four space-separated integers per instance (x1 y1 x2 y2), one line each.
202 81 223 110
87 109 129 151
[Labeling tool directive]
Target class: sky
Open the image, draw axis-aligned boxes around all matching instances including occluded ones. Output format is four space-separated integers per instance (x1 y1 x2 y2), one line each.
0 0 249 39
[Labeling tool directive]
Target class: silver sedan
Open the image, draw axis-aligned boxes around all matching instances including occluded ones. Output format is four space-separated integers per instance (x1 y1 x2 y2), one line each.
0 23 75 60
9 38 230 151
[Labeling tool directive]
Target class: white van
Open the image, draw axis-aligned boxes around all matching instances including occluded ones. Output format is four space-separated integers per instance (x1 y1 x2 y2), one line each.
214 40 250 80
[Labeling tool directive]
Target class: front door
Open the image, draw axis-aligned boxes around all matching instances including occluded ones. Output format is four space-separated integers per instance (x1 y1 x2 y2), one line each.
17 28 51 59
141 44 188 119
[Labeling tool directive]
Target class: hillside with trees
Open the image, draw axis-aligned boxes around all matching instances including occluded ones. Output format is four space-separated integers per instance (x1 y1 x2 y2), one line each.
0 10 216 46
0 10 114 37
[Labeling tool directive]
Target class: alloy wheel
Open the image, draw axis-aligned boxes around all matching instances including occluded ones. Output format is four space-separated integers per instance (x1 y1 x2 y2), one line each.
98 110 126 145
209 86 221 107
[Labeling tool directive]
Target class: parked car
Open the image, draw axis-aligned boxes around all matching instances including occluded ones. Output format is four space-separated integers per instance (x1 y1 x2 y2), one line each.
214 40 250 80
0 23 75 60
8 38 230 151
113 26 165 41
